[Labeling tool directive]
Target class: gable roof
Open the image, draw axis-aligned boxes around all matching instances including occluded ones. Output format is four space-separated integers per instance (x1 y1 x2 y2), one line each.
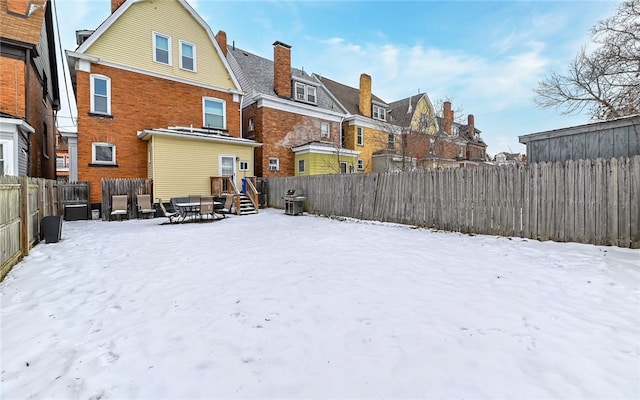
227 45 344 113
0 0 48 45
74 0 241 91
388 95 424 127
315 75 388 117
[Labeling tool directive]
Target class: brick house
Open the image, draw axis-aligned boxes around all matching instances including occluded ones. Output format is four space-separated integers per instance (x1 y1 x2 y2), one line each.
66 0 257 209
223 39 357 177
0 0 60 178
387 96 487 169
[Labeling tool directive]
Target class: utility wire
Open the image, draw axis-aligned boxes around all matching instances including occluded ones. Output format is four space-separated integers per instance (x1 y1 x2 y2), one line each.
52 0 77 128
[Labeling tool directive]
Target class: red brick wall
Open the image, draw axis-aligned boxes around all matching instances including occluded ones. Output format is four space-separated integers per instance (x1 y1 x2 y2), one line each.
27 65 56 179
250 106 340 177
0 57 25 117
76 63 241 203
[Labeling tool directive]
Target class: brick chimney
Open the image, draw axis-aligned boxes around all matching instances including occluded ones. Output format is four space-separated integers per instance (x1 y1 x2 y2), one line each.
7 0 29 15
467 114 475 138
215 31 227 57
112 0 126 13
443 101 453 134
273 41 292 98
359 73 372 118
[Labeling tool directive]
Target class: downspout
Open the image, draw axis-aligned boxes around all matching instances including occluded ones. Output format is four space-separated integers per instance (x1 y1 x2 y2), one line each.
24 48 32 175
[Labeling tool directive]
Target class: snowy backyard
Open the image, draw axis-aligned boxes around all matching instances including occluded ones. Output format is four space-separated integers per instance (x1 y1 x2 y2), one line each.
1 208 639 399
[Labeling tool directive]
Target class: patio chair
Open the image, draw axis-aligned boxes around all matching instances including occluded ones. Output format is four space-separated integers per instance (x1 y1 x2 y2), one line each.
199 196 216 221
110 195 129 221
215 194 234 218
157 199 179 223
136 194 155 219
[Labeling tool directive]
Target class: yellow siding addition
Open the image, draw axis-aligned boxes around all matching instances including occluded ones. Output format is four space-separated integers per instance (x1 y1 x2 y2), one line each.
150 135 254 200
85 0 236 90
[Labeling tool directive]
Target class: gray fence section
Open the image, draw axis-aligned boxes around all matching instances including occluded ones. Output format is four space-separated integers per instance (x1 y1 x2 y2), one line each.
267 156 640 248
101 178 153 220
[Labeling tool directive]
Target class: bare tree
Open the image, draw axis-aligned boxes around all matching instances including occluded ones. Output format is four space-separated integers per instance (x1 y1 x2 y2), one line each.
534 0 640 119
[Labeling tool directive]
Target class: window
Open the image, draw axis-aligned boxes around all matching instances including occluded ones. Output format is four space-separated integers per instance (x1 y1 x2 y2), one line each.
419 113 429 130
239 161 249 171
248 117 254 132
459 145 465 158
268 158 279 172
57 155 68 169
298 159 305 173
294 82 317 104
340 162 347 174
179 40 196 71
42 123 49 158
388 133 395 149
203 97 226 129
42 72 48 102
340 126 345 147
90 74 110 114
452 125 459 136
357 159 364 170
153 32 171 65
357 127 364 146
92 142 116 165
321 122 330 138
372 104 386 121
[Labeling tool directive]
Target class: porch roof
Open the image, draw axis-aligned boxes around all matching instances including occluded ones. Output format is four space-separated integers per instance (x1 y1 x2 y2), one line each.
137 126 261 148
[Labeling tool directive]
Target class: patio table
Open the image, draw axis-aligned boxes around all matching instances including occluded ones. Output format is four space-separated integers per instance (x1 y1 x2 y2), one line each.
176 201 222 222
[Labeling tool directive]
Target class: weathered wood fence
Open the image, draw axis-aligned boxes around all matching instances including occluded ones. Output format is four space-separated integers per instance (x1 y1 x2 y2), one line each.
0 178 90 281
101 178 153 220
267 156 640 248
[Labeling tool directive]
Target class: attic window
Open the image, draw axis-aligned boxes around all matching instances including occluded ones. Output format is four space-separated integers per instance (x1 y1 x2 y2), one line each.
153 32 171 65
372 104 386 121
294 82 317 104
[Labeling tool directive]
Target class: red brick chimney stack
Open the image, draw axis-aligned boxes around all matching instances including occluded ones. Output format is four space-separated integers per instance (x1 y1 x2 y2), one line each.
273 41 292 98
215 31 227 57
7 0 29 15
468 114 475 138
359 73 372 118
112 0 126 13
443 101 452 134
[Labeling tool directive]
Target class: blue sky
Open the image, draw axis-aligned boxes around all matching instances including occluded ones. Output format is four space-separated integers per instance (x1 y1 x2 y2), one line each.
53 0 621 155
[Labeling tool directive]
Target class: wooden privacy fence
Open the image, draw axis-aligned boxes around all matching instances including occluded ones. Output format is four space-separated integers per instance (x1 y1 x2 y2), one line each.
267 156 640 248
101 178 153 220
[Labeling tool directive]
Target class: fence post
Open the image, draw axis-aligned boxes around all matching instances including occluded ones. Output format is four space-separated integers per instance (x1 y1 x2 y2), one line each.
20 176 29 257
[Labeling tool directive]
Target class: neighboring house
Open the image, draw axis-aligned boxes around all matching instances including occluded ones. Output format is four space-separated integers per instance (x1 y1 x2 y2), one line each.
384 96 488 170
316 73 393 173
55 129 68 180
493 152 524 166
224 39 352 177
0 0 60 178
519 115 640 163
66 0 258 208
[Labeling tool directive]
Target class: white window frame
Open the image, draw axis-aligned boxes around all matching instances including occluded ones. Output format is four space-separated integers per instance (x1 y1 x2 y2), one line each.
268 157 279 172
153 32 172 65
202 97 227 129
357 158 364 170
298 159 305 173
372 104 386 121
294 81 318 104
340 162 348 174
320 122 330 138
90 74 111 115
248 117 254 132
388 133 395 149
92 142 116 165
239 160 249 171
357 127 364 146
0 141 10 176
179 40 196 72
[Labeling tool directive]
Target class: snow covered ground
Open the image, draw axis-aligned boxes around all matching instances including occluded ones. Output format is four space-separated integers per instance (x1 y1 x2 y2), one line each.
1 208 639 399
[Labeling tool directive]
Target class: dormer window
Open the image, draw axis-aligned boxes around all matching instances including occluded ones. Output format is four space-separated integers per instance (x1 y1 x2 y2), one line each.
294 82 317 104
179 40 196 71
372 104 386 121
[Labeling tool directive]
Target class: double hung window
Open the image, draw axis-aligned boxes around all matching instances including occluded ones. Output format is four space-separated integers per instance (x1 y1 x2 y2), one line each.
90 75 111 114
153 32 171 65
203 97 226 129
180 40 196 71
